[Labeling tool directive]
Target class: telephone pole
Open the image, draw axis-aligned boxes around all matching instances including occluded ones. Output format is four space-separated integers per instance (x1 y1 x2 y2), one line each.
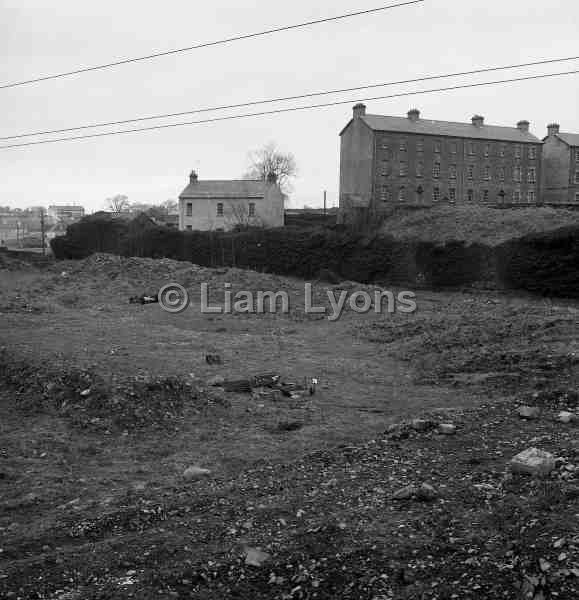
323 190 327 216
40 208 46 256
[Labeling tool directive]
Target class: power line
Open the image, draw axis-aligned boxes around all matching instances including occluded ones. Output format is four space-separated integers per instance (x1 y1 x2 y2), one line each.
0 1 425 90
2 55 577 141
1 69 577 150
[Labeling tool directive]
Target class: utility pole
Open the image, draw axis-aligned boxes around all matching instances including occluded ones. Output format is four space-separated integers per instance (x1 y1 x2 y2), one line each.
323 190 327 216
40 208 46 256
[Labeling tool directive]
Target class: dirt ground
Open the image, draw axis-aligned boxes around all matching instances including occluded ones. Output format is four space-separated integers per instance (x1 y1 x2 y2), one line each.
0 253 578 599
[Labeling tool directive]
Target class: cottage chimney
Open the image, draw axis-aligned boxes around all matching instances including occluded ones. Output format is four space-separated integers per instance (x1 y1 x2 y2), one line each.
547 123 560 136
471 115 484 127
407 108 420 122
352 103 366 119
189 170 198 183
517 120 530 133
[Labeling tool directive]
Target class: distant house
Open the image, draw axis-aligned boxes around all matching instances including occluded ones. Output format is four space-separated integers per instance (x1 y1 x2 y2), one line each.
47 204 85 223
542 124 579 205
178 171 285 231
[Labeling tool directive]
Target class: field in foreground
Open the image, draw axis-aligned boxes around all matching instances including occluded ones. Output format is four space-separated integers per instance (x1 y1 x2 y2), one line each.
0 254 578 599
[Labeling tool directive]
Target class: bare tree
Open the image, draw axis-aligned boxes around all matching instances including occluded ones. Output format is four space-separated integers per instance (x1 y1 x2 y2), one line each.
105 194 130 213
243 142 297 193
228 202 263 230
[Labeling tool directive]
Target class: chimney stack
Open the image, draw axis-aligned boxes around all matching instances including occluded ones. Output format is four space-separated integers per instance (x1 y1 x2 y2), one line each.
547 123 560 137
353 103 366 119
517 120 530 133
189 170 198 183
471 115 484 127
407 108 420 122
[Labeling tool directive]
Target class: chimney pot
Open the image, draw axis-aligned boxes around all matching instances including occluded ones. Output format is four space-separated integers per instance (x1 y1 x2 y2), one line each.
517 120 530 133
189 170 198 183
353 103 366 119
471 115 484 127
547 123 560 136
407 108 420 122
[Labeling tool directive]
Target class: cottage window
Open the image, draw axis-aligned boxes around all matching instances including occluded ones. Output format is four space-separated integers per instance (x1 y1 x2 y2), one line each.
467 165 475 180
451 142 457 154
416 162 424 177
433 186 440 202
398 186 406 201
499 167 506 182
484 165 491 180
468 142 475 155
449 188 456 202
381 186 391 202
216 203 224 217
417 140 424 153
449 164 457 179
186 202 193 217
514 166 522 182
432 162 441 179
399 162 408 176
575 170 579 184
514 188 521 202
515 145 521 158
400 140 407 151
434 141 441 153
483 190 489 202
467 189 474 202
186 225 192 231
484 144 490 157
528 167 536 184
527 190 536 203
529 146 537 160
248 202 256 217
500 144 506 157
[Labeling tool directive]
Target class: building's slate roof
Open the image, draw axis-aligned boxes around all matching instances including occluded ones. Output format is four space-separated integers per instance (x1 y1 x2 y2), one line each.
180 180 265 199
557 132 579 147
357 114 542 143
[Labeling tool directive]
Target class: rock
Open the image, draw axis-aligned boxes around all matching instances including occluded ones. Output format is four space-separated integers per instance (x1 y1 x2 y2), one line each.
80 388 91 397
411 419 433 432
244 547 270 567
437 423 456 435
416 483 438 501
392 485 417 500
517 406 540 420
557 411 575 424
510 448 556 476
183 466 211 481
207 375 225 387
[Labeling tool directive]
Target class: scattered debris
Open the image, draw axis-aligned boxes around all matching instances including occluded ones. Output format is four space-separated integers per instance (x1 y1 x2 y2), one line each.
244 547 270 567
129 294 158 305
205 354 222 365
557 411 576 424
182 466 211 481
518 405 541 420
437 423 456 435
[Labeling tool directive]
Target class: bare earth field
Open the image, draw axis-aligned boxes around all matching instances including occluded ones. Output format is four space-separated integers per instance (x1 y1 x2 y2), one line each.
0 253 578 599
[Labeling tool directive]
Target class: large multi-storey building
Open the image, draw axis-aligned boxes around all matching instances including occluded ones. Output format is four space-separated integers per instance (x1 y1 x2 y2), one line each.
542 123 579 205
47 204 85 223
338 104 543 223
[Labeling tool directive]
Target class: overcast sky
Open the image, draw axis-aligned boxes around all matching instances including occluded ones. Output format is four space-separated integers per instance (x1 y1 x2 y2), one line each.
1 0 578 211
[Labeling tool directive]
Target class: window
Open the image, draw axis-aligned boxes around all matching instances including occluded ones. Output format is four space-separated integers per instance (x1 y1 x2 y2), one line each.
515 145 521 158
186 225 192 231
417 140 424 153
467 165 475 180
468 142 475 155
399 162 408 176
575 152 579 164
514 166 522 182
433 186 440 202
382 146 391 159
575 170 579 184
449 164 457 179
500 144 506 157
529 146 537 160
467 189 474 202
576 192 579 202
434 140 441 153
400 139 407 151
513 188 521 202
432 162 441 178
484 144 490 157
449 188 456 202
484 165 491 180
216 202 224 217
399 186 406 201
528 167 536 184
416 162 424 177
451 142 458 154
248 202 256 217
382 162 391 177
483 190 489 203
381 186 391 202
186 202 193 217
499 167 506 182
527 190 536 203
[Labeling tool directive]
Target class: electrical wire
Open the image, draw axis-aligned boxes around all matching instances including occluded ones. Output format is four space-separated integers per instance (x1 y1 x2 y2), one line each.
0 1 425 90
1 55 577 141
1 69 577 150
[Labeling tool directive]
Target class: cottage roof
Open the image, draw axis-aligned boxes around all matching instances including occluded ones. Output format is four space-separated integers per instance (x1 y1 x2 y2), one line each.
556 132 579 147
351 114 541 144
179 179 265 199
